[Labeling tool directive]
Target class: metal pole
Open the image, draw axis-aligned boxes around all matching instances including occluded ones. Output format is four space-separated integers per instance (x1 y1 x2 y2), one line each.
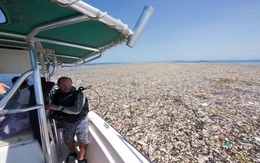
29 41 52 163
127 5 154 48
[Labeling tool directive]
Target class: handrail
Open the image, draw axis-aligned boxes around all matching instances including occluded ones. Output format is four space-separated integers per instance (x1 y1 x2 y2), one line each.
50 118 63 158
0 104 43 114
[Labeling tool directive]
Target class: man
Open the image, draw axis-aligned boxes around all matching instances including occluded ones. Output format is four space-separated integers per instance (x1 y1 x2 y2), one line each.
46 77 89 163
11 76 30 107
0 77 31 139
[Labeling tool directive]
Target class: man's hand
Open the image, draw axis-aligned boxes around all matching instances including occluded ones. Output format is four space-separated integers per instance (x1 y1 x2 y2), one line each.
46 104 59 110
0 83 10 95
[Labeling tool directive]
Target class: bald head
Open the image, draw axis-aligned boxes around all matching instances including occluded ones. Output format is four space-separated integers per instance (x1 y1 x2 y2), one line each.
57 77 72 93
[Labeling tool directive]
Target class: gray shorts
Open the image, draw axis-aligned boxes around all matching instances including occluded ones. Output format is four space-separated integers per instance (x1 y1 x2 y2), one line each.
63 117 89 145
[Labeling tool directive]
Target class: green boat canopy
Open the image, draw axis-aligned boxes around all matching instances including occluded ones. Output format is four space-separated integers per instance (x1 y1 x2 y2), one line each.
0 0 139 65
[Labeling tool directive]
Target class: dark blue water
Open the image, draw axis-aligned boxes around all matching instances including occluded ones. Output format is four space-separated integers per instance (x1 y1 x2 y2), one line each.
83 62 132 66
170 60 260 65
0 74 20 86
84 60 260 66
0 74 33 88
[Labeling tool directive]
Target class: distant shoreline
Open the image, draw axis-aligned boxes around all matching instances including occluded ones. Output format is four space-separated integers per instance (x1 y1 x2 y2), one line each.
1 61 259 86
84 60 260 66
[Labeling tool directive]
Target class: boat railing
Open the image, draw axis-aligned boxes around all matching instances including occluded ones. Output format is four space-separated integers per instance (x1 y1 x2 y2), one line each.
0 69 33 112
0 104 43 114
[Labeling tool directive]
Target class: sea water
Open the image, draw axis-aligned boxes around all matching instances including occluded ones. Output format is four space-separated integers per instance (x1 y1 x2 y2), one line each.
0 73 33 87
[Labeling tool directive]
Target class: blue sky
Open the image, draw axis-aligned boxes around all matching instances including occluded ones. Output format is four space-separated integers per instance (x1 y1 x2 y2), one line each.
1 1 259 63
86 0 260 63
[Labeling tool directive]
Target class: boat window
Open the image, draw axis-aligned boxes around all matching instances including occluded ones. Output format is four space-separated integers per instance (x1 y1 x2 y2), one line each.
0 9 6 23
0 74 20 86
0 74 33 86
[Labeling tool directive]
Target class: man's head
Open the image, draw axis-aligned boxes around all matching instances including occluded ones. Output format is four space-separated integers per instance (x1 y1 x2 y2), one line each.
11 77 19 84
12 76 29 89
57 77 72 93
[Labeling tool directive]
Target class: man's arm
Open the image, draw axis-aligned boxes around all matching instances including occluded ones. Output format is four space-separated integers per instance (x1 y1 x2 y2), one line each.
0 83 10 95
47 92 85 114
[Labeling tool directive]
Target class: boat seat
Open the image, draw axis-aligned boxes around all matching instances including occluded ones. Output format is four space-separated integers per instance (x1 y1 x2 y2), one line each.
0 128 34 147
28 78 55 146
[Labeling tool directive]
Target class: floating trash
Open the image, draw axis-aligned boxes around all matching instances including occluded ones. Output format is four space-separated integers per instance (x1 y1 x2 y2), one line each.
53 63 260 162
201 102 209 107
225 141 232 148
114 124 120 130
239 136 246 142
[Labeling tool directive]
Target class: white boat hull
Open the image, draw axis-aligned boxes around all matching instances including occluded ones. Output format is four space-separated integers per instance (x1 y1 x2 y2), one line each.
86 111 150 163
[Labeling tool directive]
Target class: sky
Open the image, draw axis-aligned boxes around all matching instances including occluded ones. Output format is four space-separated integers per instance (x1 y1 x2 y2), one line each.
0 1 260 63
85 0 260 63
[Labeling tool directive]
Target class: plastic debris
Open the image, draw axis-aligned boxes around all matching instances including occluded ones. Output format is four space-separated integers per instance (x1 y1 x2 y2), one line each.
53 63 260 162
239 136 246 142
225 142 232 148
114 124 120 130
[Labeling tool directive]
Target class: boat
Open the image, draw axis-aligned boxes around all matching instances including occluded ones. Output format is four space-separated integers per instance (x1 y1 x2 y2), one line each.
0 0 154 162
